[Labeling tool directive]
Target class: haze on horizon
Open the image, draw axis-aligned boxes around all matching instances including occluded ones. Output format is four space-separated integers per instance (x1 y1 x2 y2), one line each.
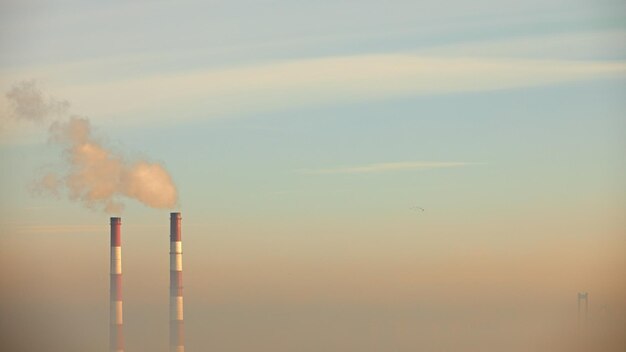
1 0 625 351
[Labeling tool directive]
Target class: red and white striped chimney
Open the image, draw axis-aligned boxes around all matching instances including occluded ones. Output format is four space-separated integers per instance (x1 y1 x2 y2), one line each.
110 217 124 352
170 212 184 352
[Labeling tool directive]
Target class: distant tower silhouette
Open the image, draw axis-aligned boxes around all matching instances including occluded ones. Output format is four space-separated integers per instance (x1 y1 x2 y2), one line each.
577 292 588 328
170 213 185 352
110 217 124 352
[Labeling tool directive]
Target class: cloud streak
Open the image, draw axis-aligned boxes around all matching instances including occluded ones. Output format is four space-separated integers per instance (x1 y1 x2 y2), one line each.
299 161 479 175
3 54 624 124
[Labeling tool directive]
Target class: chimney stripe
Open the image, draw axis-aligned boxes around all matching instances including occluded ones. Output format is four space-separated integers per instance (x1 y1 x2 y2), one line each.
110 247 122 274
170 253 183 271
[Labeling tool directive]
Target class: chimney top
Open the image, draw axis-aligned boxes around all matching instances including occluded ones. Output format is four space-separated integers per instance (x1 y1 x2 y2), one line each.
170 212 182 242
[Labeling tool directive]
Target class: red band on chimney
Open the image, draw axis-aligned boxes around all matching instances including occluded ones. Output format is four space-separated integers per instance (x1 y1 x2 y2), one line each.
110 324 125 349
110 274 123 301
110 217 122 247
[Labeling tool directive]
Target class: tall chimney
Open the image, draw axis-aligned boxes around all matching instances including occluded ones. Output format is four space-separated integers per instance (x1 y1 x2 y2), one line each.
170 212 185 352
110 217 124 352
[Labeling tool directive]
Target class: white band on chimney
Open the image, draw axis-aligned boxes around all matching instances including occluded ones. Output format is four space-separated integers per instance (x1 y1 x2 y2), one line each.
170 296 184 320
170 253 183 271
110 301 124 325
170 241 182 254
110 247 122 274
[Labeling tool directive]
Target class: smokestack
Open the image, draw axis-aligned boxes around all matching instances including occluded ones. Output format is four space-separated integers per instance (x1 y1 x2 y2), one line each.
170 213 184 352
110 217 124 352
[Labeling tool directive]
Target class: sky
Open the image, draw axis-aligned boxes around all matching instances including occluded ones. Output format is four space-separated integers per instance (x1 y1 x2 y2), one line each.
0 0 625 351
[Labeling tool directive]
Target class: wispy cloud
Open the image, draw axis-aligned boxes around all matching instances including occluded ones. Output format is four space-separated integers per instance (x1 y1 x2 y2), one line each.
1 53 624 126
54 56 626 122
418 30 626 60
299 161 480 175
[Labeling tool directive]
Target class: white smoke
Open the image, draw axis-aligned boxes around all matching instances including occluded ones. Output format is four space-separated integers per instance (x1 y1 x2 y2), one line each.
5 80 69 122
6 80 178 213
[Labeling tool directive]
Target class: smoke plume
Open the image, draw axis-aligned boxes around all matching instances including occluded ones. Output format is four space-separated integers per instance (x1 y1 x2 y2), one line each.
6 80 178 213
5 80 69 121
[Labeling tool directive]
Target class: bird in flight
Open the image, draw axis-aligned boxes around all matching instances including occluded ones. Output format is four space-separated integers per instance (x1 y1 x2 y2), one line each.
410 206 425 212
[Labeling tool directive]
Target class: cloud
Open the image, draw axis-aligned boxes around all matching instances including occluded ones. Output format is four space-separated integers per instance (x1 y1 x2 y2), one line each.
418 30 626 60
299 161 479 174
79 56 625 121
2 54 624 124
